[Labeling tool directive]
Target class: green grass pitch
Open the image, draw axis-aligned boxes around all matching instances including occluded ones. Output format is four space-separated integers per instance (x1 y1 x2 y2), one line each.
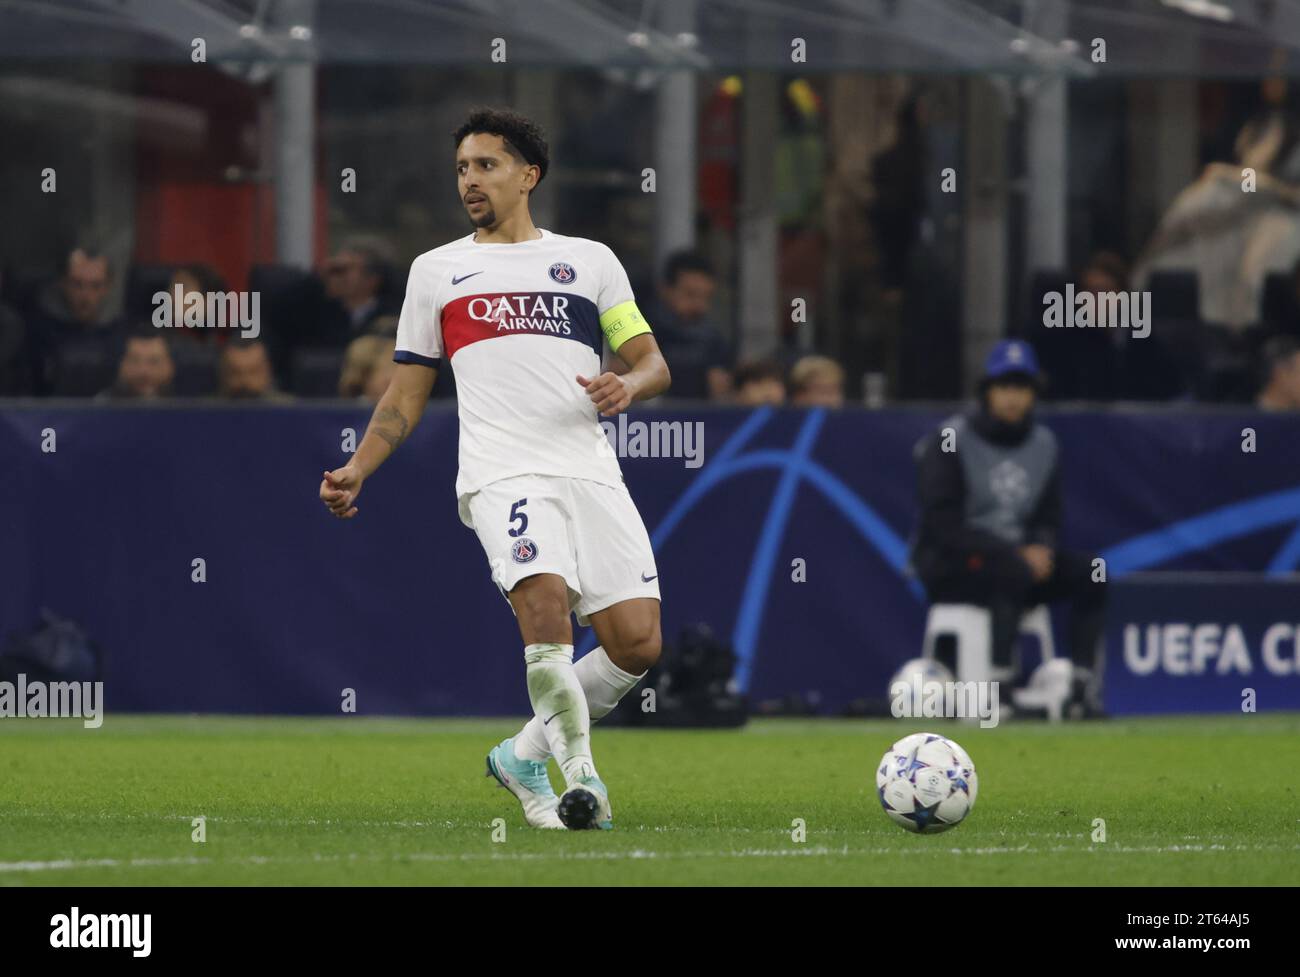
2 714 1297 885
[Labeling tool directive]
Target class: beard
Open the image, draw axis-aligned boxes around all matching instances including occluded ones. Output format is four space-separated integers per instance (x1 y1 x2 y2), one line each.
468 205 496 228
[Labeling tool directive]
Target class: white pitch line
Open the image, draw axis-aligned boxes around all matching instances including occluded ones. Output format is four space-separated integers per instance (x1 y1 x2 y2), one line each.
0 815 1278 851
2 842 1297 874
0 813 1233 842
0 855 214 872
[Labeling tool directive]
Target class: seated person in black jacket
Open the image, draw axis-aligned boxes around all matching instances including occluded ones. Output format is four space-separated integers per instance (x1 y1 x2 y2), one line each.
910 339 1106 712
27 246 122 393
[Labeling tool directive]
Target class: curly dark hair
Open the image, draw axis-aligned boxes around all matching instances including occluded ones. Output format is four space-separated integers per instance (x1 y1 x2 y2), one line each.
452 108 549 193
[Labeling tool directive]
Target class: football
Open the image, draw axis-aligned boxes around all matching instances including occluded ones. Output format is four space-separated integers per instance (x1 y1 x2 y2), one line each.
888 657 955 714
876 732 978 833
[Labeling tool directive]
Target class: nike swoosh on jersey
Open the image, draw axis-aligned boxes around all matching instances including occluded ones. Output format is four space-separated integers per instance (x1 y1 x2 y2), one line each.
451 271 484 285
641 572 658 582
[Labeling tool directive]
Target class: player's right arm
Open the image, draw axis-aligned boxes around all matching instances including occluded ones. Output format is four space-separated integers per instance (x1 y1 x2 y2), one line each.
320 363 436 519
321 252 443 520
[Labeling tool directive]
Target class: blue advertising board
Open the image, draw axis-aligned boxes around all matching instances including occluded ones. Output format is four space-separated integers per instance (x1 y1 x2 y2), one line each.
1105 574 1300 714
2 403 1298 716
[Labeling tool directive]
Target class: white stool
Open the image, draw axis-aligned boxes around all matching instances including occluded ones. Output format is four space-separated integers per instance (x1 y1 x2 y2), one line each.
1017 604 1056 665
921 603 1055 685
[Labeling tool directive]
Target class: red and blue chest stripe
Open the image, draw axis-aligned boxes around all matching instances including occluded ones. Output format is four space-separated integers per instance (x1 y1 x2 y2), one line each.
441 292 602 361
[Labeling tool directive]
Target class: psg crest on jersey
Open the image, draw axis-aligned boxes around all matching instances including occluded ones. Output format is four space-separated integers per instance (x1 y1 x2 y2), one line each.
512 537 539 564
548 262 576 284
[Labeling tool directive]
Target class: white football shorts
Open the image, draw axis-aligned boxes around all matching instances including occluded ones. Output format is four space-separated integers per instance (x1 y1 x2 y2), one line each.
460 474 661 626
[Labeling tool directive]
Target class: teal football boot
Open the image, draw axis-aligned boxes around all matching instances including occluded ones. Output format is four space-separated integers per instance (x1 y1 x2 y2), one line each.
485 738 564 829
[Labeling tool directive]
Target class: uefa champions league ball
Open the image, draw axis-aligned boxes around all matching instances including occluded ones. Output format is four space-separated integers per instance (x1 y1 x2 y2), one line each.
876 732 978 833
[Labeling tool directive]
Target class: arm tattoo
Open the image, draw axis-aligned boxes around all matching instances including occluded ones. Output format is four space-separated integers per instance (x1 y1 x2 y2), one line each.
372 405 410 450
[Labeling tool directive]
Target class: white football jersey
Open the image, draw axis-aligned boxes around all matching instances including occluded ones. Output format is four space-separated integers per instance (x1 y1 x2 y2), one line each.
393 228 652 510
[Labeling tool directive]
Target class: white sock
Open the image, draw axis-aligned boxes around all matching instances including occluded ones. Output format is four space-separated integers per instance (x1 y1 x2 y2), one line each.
514 646 644 763
523 642 594 785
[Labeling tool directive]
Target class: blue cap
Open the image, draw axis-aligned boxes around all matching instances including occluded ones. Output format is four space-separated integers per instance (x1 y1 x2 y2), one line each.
983 339 1040 382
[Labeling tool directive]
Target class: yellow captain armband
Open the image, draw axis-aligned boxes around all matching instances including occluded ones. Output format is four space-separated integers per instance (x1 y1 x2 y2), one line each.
599 300 652 353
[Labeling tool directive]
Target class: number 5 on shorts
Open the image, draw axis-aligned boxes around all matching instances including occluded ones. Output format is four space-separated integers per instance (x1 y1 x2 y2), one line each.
507 498 528 537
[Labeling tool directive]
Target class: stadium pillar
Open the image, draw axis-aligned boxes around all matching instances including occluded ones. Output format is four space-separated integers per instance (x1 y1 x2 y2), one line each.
273 0 316 270
737 71 779 360
653 0 699 269
274 64 315 269
961 79 1009 393
1023 0 1068 274
515 69 558 231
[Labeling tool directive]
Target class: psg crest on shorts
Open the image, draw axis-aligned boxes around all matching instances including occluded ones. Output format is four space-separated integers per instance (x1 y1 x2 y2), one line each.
511 537 539 564
548 262 576 284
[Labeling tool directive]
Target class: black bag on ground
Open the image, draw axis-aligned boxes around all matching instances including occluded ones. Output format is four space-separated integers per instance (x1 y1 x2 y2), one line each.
603 622 747 728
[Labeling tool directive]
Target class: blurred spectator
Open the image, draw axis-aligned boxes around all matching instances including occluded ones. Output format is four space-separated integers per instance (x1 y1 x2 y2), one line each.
29 246 122 393
35 247 119 333
1063 251 1128 400
1135 76 1300 329
0 267 28 394
1266 255 1300 334
775 79 826 229
789 354 845 408
339 334 396 402
322 237 397 341
219 339 292 401
163 265 227 342
733 359 787 406
1079 251 1127 296
642 250 732 400
96 332 174 400
364 345 398 403
870 91 928 293
1256 337 1300 409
